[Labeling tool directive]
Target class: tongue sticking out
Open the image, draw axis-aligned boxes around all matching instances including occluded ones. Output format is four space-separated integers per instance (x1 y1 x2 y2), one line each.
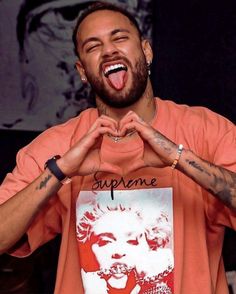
107 70 126 90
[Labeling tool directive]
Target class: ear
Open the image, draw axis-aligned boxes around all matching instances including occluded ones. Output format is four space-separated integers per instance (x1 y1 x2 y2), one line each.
141 39 153 65
75 59 87 83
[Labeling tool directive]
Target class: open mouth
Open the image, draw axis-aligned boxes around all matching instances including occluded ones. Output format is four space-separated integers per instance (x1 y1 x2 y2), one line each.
98 263 133 277
104 63 127 77
103 63 128 90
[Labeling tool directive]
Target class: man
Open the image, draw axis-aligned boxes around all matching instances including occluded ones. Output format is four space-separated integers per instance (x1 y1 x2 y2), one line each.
0 1 235 294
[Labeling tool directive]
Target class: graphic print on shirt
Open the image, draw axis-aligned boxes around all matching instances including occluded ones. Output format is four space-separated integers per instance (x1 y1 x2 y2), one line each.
76 188 174 294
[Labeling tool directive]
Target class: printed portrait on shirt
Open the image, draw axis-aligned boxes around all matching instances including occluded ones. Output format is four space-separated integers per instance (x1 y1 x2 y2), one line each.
76 188 174 294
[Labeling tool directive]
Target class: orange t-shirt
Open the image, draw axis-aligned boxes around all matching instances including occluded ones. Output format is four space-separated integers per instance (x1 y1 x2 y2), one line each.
0 98 235 294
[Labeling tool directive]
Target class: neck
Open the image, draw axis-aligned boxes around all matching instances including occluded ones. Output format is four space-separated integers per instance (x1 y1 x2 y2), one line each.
96 79 156 123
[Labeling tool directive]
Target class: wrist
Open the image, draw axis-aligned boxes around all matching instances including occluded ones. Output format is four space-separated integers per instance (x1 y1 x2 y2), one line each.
45 156 72 184
171 144 184 169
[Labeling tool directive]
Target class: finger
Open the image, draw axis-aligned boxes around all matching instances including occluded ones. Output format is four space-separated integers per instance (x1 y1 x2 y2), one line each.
89 119 117 133
119 110 140 124
92 126 119 138
119 121 138 136
119 112 146 133
82 125 119 149
119 118 148 137
60 125 119 176
89 116 118 133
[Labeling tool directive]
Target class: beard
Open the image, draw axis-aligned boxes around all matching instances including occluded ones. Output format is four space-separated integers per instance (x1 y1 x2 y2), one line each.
85 54 149 108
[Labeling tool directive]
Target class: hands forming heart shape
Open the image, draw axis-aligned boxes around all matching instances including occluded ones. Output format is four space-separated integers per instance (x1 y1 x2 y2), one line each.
58 111 177 177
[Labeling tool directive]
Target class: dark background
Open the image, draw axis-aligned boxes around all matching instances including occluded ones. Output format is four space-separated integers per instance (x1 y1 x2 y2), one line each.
0 0 236 292
152 0 236 124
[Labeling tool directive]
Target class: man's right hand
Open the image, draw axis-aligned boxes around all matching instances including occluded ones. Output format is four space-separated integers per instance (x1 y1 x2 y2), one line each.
0 115 120 254
56 115 120 177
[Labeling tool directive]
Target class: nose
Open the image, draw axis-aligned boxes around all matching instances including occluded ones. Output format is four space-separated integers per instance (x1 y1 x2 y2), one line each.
102 41 119 58
112 253 126 259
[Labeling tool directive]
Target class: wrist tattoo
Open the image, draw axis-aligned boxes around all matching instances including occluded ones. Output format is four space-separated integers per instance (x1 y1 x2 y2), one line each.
36 174 52 190
153 132 173 155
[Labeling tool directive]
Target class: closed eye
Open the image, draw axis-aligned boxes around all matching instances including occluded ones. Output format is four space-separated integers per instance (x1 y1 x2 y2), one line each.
95 233 116 247
96 238 112 247
86 44 100 53
113 36 129 42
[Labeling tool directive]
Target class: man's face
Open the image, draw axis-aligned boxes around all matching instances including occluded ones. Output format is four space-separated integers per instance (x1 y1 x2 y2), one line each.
76 10 151 108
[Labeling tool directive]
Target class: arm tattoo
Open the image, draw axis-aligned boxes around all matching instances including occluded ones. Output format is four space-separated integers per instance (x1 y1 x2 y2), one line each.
186 158 236 208
153 132 173 155
186 160 211 176
36 174 52 190
212 168 236 208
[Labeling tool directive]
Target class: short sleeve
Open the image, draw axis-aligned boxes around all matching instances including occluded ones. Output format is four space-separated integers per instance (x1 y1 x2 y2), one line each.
200 111 236 228
0 147 62 257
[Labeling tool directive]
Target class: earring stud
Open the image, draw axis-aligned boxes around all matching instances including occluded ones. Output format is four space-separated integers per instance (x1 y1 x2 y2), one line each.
147 61 151 76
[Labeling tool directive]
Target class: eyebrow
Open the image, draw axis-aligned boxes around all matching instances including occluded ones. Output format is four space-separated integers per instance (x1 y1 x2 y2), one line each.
81 28 130 50
111 28 130 36
97 232 116 241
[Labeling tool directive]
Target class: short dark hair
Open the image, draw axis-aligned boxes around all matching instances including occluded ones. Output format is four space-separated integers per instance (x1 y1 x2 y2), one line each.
72 1 142 58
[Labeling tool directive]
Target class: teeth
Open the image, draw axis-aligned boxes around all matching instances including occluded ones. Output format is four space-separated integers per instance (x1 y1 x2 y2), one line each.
104 63 126 76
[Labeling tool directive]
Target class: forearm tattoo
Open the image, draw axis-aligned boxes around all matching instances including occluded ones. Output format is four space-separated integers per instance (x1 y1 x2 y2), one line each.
36 175 52 190
186 160 211 176
212 168 236 208
186 157 236 208
153 132 174 155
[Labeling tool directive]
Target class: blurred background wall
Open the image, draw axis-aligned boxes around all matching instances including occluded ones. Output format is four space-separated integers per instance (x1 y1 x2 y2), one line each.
0 0 235 293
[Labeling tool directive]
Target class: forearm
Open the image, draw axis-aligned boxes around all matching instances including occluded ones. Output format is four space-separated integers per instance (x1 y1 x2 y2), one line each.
0 116 119 254
177 148 236 209
0 168 61 254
